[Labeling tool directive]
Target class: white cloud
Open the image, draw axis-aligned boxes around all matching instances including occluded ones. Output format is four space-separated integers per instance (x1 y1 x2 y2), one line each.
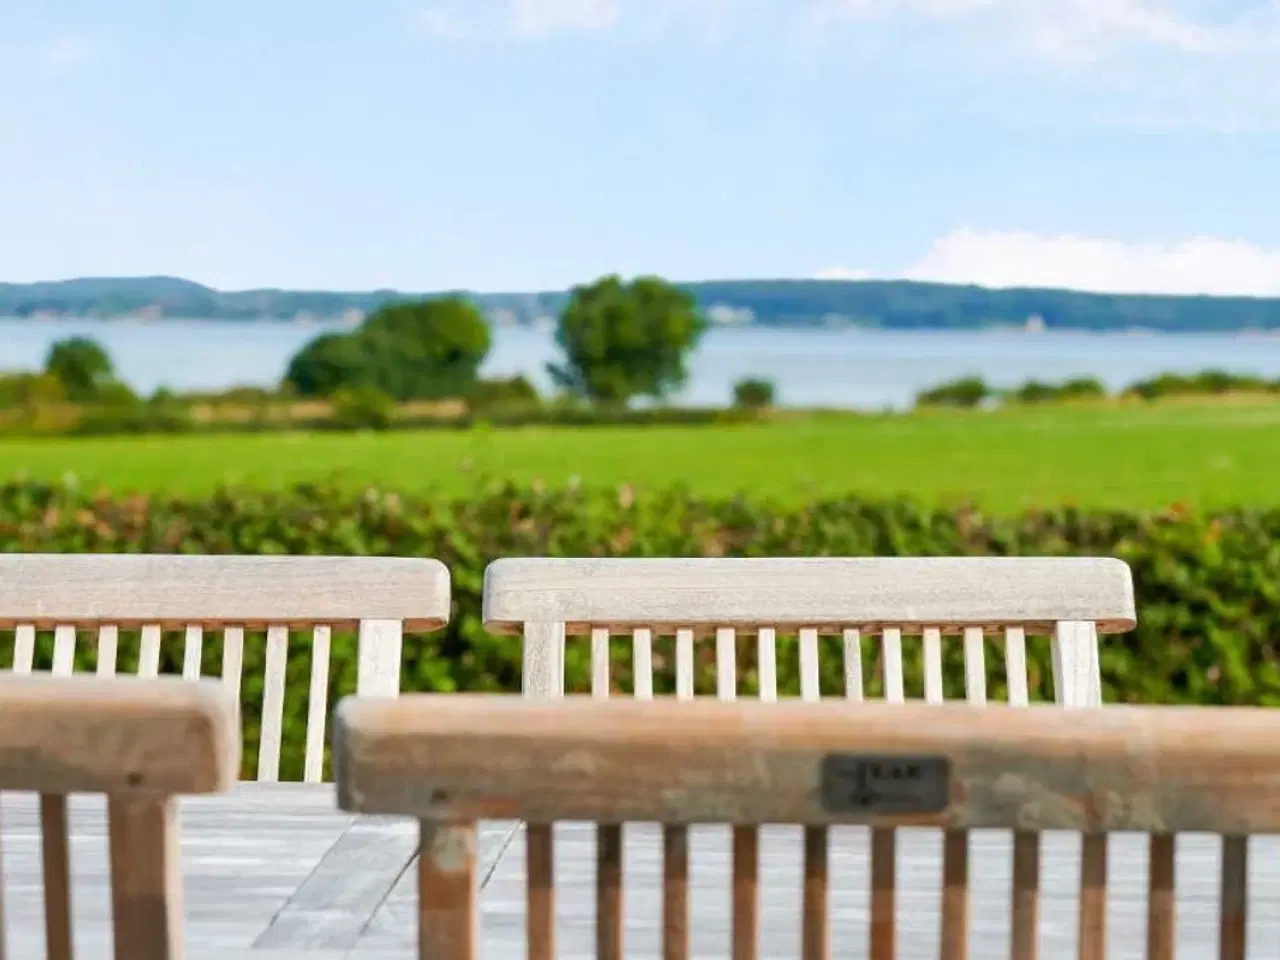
510 0 621 36
822 0 1279 61
417 6 472 38
45 34 95 69
820 230 1280 296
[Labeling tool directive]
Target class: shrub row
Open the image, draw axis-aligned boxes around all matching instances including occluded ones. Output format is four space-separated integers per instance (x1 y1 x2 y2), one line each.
2 479 1277 777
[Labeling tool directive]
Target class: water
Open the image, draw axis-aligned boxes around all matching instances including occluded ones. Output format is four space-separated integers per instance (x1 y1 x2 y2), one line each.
3 319 1280 410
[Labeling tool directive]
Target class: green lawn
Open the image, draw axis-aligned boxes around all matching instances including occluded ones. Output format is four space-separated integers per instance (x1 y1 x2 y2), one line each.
3 403 1279 511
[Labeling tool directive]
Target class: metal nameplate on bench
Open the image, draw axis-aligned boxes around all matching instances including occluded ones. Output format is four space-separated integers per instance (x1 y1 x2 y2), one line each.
819 754 951 815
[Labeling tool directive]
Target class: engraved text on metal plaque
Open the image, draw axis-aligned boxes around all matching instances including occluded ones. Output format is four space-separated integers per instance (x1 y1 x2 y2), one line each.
819 754 951 815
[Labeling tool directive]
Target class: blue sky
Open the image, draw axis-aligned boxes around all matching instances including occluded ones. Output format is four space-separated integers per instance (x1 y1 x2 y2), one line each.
4 0 1280 294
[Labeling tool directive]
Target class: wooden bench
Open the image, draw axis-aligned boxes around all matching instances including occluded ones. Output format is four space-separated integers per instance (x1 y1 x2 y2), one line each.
483 557 1135 707
0 673 238 960
0 554 450 781
335 694 1269 960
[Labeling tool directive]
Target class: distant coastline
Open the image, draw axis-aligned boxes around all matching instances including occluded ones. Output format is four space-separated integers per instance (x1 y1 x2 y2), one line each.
5 275 1280 333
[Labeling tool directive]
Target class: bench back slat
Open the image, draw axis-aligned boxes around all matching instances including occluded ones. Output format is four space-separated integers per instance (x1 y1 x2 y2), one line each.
335 695 1273 960
1 555 450 781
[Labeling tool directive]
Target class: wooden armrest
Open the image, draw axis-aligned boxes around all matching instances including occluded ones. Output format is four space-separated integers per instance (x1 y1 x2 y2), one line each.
334 694 1277 834
0 674 239 795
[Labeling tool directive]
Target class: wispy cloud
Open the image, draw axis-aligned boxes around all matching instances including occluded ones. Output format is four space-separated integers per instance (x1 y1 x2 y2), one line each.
818 0 1280 61
45 34 96 70
820 230 1280 297
509 0 621 37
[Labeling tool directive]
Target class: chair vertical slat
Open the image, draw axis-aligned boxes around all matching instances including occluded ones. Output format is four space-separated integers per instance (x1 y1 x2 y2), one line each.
842 628 864 702
870 627 903 960
732 825 759 960
593 627 623 958
12 625 34 674
96 625 119 677
802 826 829 960
182 626 203 680
108 795 182 960
1078 834 1108 960
527 823 556 960
1146 834 1175 960
355 618 404 698
870 826 896 960
1003 626 1029 706
138 624 162 678
662 624 696 960
418 820 477 960
303 626 332 784
757 628 777 702
1011 832 1040 960
221 626 245 706
592 628 612 699
1219 836 1247 960
1051 621 1101 707
881 628 905 702
674 628 694 699
597 823 623 960
922 627 943 704
941 627 986 960
258 625 289 782
1004 628 1039 960
522 622 565 699
798 628 820 701
798 628 826 958
52 625 76 676
663 823 689 960
716 627 736 701
633 628 654 699
40 794 73 960
718 627 757 960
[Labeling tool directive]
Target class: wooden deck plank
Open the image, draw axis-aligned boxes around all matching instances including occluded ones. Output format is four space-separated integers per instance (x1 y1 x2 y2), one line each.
1 787 1279 957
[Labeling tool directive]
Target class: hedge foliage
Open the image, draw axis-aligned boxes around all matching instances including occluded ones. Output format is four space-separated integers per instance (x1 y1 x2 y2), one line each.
1 479 1277 778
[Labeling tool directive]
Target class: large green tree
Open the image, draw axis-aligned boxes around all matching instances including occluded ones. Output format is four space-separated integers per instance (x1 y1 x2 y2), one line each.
44 337 114 401
285 297 492 401
549 275 707 405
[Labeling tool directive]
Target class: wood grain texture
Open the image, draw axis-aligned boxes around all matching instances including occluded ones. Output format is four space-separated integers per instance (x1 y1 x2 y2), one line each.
0 554 451 630
482 556 1136 634
334 695 1280 834
418 820 478 960
0 675 237 795
108 795 183 960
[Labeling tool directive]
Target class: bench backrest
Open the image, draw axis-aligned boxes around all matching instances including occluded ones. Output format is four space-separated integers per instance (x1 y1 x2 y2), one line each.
335 694 1270 960
483 557 1136 708
0 554 449 781
0 674 237 960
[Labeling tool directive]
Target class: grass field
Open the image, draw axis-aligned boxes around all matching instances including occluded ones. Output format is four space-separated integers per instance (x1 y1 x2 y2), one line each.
3 402 1278 512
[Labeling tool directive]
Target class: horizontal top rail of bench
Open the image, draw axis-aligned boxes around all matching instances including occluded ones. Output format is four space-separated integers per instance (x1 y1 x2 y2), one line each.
482 556 1136 634
0 674 238 794
0 554 451 630
335 694 1273 834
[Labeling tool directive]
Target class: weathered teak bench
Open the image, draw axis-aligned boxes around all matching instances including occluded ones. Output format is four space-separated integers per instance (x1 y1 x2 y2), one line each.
0 554 449 781
0 673 238 960
335 694 1266 960
483 557 1135 954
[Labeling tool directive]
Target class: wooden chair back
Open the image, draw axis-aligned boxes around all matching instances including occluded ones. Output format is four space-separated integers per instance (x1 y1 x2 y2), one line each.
483 557 1136 709
0 673 237 960
0 554 449 781
335 694 1272 960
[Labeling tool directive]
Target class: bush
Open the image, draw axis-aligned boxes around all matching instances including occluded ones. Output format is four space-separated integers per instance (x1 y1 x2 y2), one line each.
1010 376 1107 405
732 377 776 410
916 375 990 408
1127 370 1274 400
1 479 1277 779
467 376 541 414
330 386 395 431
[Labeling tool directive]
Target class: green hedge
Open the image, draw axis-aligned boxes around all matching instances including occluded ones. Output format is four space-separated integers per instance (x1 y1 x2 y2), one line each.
2 480 1277 778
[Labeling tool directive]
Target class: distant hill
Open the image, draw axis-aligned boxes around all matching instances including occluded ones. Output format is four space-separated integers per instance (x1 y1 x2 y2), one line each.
4 275 1280 332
